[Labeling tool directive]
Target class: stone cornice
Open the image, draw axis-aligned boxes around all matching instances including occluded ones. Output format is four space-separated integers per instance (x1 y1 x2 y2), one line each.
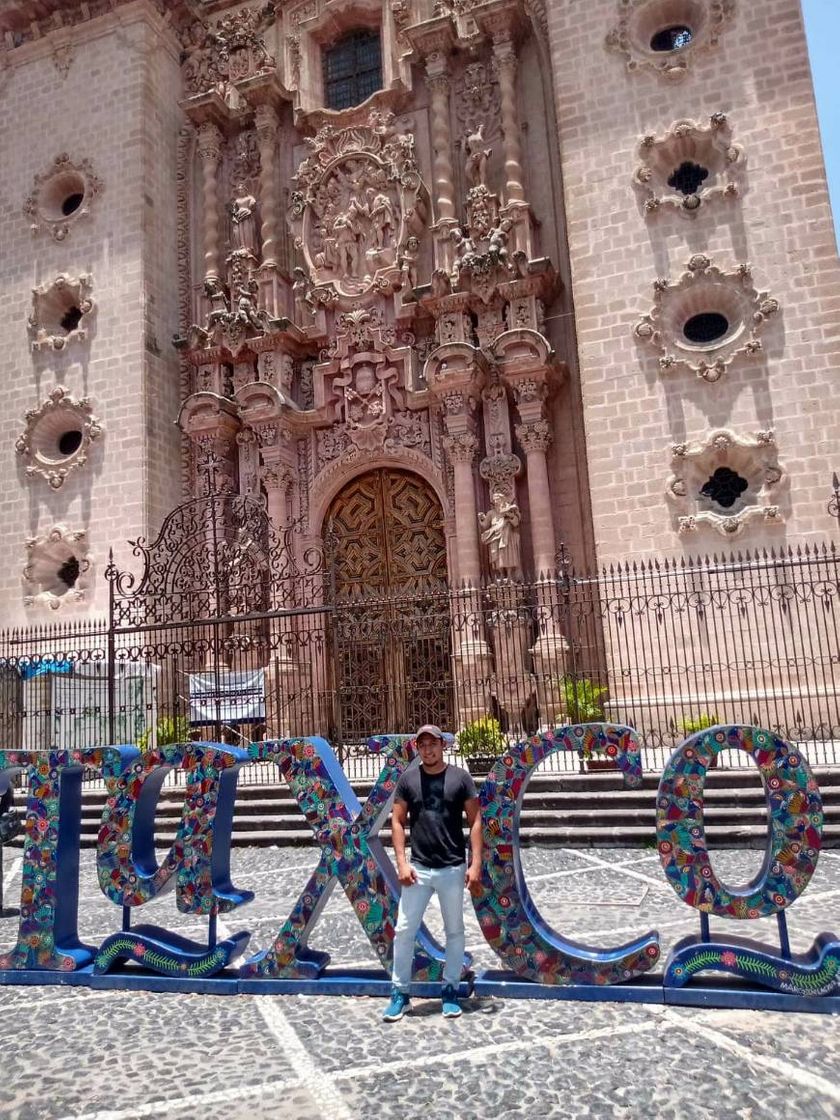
0 0 181 62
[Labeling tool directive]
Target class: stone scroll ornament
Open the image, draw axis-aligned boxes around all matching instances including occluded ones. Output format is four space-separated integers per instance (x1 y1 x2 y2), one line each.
0 744 252 976
241 736 461 981
289 110 427 308
657 725 840 996
473 724 661 985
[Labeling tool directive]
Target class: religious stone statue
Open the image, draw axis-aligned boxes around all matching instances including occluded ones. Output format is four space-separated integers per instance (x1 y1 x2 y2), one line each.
479 490 522 574
230 186 259 256
465 124 492 188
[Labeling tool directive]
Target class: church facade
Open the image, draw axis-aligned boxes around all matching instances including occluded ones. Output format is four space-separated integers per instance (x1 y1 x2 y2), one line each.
1 0 838 740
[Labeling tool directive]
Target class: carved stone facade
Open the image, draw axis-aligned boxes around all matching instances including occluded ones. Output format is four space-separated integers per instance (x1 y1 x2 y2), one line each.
0 0 835 737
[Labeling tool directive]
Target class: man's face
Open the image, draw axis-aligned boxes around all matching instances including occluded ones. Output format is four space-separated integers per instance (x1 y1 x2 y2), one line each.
416 734 444 766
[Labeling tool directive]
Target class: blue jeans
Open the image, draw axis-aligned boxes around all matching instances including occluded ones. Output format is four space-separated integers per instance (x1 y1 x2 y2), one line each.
391 862 466 992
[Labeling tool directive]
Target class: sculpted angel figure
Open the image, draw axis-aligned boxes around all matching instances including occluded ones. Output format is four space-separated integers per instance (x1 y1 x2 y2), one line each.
479 490 522 574
465 124 492 188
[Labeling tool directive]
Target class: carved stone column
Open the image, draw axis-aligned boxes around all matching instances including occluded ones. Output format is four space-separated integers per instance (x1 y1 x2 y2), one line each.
492 34 525 205
516 417 556 575
260 450 299 738
197 122 223 283
254 104 280 271
444 426 482 585
426 52 457 226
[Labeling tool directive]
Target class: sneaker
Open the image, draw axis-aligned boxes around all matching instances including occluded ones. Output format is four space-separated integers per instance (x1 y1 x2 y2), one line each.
382 988 411 1022
441 984 462 1018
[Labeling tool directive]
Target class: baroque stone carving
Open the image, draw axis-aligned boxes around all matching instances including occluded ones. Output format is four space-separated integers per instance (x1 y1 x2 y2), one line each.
28 274 94 352
634 113 744 216
290 110 428 305
455 61 501 143
480 453 521 501
634 255 780 382
606 0 736 81
16 386 102 490
23 153 103 240
181 4 276 100
22 525 92 610
666 428 784 537
185 274 271 358
479 490 522 573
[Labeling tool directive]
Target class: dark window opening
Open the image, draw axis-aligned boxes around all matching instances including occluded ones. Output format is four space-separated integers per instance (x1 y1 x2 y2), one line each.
700 467 748 509
57 556 80 589
683 312 729 344
60 306 83 333
61 192 84 216
58 430 83 456
323 29 382 111
668 161 709 196
650 25 693 52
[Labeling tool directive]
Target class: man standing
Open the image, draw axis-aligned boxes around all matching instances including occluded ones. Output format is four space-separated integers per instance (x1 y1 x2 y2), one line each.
383 724 482 1021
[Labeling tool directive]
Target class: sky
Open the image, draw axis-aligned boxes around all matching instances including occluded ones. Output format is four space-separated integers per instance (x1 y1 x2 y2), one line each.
802 0 840 251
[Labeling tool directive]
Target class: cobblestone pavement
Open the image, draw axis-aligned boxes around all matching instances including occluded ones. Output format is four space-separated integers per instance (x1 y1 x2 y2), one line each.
2 845 840 1120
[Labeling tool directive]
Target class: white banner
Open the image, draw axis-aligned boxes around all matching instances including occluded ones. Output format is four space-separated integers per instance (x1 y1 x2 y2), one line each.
188 669 265 725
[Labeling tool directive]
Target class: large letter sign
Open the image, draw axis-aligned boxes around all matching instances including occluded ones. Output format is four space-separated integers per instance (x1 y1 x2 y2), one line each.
0 725 838 1013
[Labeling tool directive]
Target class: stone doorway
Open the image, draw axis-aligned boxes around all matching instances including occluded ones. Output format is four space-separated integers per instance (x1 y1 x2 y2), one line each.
325 468 454 740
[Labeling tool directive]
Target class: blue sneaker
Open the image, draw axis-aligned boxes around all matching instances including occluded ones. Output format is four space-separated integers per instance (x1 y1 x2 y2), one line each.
441 984 462 1018
382 988 411 1022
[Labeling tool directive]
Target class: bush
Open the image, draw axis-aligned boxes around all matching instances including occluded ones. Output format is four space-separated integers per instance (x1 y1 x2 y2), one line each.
456 717 506 758
559 676 608 724
136 715 191 753
678 712 719 736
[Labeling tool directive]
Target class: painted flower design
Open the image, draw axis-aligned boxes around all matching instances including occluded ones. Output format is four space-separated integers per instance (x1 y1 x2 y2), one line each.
133 943 147 958
720 950 738 968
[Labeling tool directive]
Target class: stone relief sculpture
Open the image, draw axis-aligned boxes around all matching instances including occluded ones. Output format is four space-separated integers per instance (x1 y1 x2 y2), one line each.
230 187 259 256
479 491 522 574
289 110 428 305
465 123 492 188
181 2 276 101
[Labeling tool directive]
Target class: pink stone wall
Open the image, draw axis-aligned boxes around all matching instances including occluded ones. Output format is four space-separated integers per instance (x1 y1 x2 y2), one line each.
0 2 183 622
545 0 840 564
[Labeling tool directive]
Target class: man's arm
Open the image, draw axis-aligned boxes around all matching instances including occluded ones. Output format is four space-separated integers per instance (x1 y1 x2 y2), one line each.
464 797 483 896
391 798 417 887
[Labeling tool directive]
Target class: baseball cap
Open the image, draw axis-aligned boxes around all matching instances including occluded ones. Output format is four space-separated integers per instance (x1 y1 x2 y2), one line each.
415 724 444 741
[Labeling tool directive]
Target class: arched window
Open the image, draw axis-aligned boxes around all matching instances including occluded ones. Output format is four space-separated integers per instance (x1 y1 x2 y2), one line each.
323 29 382 110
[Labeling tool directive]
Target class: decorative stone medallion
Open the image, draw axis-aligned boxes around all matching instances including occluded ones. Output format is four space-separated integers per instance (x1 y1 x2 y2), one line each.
606 0 736 81
22 525 92 609
666 428 784 537
23 153 103 240
16 386 102 489
29 274 95 352
634 255 779 382
290 109 428 307
634 113 744 217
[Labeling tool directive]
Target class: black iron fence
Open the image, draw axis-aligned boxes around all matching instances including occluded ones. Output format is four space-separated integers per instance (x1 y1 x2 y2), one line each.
1 541 840 779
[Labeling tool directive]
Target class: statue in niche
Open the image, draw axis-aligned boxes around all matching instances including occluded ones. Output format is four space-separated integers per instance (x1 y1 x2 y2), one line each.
479 491 522 574
230 186 259 256
292 267 315 322
399 235 420 290
465 124 492 189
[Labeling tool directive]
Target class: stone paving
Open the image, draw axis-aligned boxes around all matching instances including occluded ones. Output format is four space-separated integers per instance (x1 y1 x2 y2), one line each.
2 845 840 1120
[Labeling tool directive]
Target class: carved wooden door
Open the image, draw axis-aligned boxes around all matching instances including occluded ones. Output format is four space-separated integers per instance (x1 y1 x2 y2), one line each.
327 469 453 740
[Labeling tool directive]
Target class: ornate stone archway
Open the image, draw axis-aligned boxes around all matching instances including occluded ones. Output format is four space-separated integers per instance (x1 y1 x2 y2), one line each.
325 468 454 739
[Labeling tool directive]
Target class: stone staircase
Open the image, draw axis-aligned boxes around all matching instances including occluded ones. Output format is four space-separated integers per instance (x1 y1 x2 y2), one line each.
33 765 840 849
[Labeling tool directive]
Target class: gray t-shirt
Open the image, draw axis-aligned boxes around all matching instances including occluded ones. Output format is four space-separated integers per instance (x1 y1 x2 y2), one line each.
394 763 477 869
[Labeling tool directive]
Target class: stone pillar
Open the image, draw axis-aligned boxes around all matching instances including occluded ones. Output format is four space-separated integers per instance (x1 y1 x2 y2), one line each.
493 35 525 205
425 52 456 225
444 428 482 584
254 104 280 271
260 453 299 738
516 418 556 575
197 122 223 283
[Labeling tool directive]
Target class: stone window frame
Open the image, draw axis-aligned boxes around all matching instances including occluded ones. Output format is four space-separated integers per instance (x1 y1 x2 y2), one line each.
15 385 103 490
634 113 744 218
28 273 95 353
666 428 784 538
282 0 407 120
605 0 737 82
22 525 93 610
322 27 383 110
634 254 780 383
22 152 104 241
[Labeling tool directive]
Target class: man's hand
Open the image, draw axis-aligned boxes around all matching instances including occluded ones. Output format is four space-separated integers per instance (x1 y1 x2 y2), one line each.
397 863 418 887
465 863 482 897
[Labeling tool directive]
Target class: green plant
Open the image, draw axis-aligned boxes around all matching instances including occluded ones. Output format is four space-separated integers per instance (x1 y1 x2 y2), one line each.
137 715 191 752
559 676 608 724
678 712 719 735
456 717 506 758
